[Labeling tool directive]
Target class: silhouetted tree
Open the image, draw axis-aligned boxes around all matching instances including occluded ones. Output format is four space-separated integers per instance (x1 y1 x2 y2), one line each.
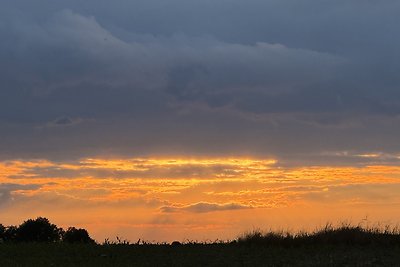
63 227 94 243
0 223 4 241
3 226 18 242
16 217 62 242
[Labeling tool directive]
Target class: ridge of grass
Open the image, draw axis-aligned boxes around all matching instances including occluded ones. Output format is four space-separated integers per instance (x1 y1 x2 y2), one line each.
235 223 400 247
2 223 400 266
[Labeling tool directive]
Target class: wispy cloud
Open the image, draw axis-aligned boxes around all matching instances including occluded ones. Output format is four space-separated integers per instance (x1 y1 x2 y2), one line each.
1 158 277 179
0 183 42 207
160 202 252 213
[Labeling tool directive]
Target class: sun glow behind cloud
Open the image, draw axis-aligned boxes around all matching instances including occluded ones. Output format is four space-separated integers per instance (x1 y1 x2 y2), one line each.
1 157 400 242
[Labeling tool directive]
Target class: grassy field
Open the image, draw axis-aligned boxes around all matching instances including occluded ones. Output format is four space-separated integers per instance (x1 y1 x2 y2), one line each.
2 226 400 266
1 242 400 266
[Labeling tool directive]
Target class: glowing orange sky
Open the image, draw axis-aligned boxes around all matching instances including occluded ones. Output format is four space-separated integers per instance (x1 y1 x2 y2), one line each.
1 157 400 242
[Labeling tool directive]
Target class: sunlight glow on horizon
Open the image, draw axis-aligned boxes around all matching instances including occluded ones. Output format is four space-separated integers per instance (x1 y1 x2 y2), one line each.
1 157 400 242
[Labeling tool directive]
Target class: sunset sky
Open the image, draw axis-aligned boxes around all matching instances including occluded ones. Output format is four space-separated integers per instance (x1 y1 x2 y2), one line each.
1 0 400 242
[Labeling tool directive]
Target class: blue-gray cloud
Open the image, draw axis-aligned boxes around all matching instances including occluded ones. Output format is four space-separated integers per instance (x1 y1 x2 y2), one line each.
1 1 400 164
0 183 41 207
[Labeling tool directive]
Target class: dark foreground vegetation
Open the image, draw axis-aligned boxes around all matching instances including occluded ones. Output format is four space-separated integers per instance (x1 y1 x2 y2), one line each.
0 217 94 244
2 218 400 266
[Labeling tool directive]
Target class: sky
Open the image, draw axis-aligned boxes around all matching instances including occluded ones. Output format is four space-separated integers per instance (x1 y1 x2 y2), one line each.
1 0 400 242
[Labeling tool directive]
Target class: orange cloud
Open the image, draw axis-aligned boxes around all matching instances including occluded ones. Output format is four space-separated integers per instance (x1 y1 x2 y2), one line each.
2 157 400 241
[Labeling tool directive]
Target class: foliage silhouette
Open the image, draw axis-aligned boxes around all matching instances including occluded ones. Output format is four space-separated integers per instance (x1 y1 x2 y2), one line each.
236 224 400 247
63 227 94 243
2 226 18 242
16 217 63 242
0 217 95 243
0 223 4 242
2 217 400 250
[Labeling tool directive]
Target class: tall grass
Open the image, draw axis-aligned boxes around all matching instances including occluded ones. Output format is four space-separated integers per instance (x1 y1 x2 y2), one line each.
2 223 400 266
236 223 400 247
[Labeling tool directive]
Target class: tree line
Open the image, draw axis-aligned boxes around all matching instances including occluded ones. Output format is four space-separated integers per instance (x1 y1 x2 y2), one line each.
0 217 94 243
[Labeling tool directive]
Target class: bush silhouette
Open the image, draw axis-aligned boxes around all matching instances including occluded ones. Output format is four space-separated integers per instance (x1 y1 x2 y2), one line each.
0 224 4 241
2 226 18 242
16 217 62 242
0 217 95 243
63 227 94 243
236 224 400 247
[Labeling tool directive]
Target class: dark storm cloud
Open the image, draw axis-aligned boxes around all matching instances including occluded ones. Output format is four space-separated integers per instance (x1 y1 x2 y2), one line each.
1 1 400 163
0 9 342 121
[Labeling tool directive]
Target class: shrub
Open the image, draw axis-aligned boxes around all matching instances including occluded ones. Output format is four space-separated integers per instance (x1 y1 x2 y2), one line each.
63 227 94 243
2 226 18 242
0 224 4 242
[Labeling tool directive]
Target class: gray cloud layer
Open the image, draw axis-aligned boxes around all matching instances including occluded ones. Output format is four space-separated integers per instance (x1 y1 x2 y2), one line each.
1 1 400 164
160 202 251 213
0 183 41 207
